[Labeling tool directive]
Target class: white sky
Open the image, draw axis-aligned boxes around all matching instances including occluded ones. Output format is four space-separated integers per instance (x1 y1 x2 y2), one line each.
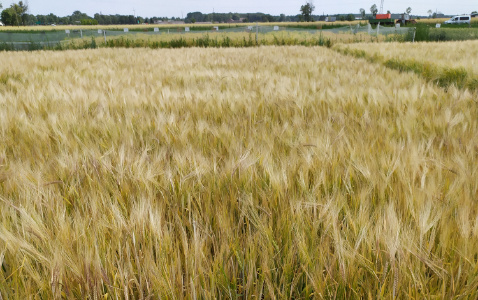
10 0 478 18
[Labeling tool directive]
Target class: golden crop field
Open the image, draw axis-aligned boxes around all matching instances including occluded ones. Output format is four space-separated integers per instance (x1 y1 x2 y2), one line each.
341 40 478 74
0 46 477 298
0 21 364 32
0 18 474 33
417 17 478 25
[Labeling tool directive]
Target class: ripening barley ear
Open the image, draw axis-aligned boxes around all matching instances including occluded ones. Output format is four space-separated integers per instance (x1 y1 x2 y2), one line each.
0 43 477 298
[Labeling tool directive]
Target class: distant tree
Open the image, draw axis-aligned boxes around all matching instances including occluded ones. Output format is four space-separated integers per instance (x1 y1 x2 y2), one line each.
472 11 477 14
80 18 98 25
59 16 69 24
405 7 412 15
23 13 35 25
36 13 59 25
185 12 204 23
1 1 28 26
94 13 103 24
1 8 15 25
346 14 355 21
279 13 286 22
70 10 91 23
387 10 391 14
17 1 27 24
427 9 433 17
360 8 366 19
300 1 315 22
370 4 378 17
15 1 27 25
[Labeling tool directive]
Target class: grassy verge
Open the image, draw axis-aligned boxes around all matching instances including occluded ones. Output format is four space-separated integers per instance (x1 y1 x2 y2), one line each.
412 24 478 41
334 46 478 91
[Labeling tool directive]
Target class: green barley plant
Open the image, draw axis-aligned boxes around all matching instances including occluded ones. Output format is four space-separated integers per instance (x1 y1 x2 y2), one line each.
336 40 478 75
335 40 478 91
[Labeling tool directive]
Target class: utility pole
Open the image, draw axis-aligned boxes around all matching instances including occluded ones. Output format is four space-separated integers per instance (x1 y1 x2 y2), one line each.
379 0 384 14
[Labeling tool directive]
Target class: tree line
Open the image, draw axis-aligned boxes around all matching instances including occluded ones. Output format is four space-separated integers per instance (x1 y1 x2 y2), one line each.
1 1 28 26
184 12 293 23
0 0 355 27
0 0 427 27
0 2 172 26
0 7 320 26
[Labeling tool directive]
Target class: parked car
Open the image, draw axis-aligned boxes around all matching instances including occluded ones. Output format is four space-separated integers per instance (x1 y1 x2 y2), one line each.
444 15 471 24
0 21 4 26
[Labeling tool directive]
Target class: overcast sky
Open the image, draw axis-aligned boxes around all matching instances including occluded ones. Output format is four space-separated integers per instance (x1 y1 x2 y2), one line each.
11 0 478 18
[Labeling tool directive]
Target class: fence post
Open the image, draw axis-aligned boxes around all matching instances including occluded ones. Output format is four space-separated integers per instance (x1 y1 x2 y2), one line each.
104 30 106 44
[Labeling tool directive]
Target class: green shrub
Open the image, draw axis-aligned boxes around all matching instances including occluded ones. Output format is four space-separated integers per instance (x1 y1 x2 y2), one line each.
338 46 478 92
90 37 97 49
413 24 430 42
439 67 468 88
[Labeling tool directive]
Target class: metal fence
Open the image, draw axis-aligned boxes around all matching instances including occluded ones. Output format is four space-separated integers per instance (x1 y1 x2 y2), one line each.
0 25 415 50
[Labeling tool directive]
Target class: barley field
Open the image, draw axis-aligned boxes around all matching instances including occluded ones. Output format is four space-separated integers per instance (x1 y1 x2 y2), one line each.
0 21 364 32
417 17 478 25
0 46 477 298
341 40 478 74
96 31 379 49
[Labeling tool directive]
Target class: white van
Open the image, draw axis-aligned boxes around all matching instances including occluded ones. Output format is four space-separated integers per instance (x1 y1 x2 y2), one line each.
444 15 471 24
0 21 4 26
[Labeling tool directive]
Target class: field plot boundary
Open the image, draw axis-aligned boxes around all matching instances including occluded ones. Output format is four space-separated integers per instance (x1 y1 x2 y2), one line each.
334 45 478 92
0 25 414 51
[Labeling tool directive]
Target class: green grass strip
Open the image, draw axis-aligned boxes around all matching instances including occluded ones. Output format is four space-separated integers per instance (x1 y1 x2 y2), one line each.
335 46 478 92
